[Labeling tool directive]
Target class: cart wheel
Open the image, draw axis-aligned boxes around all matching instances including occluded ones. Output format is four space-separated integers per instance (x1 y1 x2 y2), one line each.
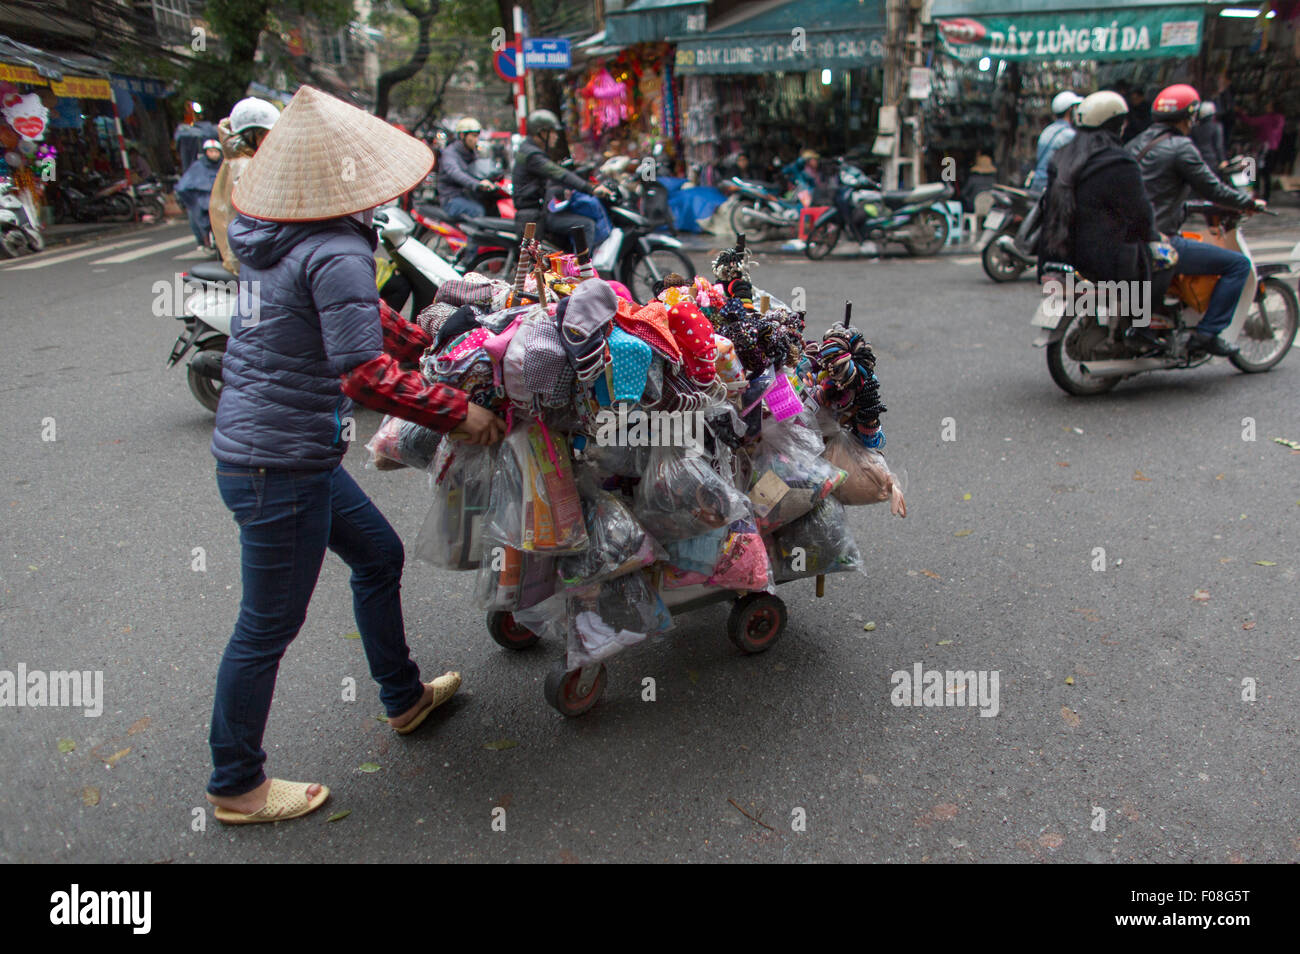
543 661 607 717
727 593 787 654
487 611 539 650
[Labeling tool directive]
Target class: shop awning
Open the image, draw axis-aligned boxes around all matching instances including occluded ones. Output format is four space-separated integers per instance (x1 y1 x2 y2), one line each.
671 0 885 75
605 0 707 47
0 34 114 98
932 0 1210 62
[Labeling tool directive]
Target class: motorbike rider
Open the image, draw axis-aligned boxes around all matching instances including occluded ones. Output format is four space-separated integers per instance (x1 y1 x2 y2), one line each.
176 138 223 252
439 117 496 221
512 109 613 251
1128 84 1266 356
211 97 280 275
1039 91 1162 295
1031 91 1083 189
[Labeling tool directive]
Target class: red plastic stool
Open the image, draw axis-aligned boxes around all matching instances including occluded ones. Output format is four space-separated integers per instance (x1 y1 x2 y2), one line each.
798 206 829 241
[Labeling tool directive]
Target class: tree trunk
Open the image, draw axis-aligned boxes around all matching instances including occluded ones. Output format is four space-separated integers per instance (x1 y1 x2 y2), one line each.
375 0 442 120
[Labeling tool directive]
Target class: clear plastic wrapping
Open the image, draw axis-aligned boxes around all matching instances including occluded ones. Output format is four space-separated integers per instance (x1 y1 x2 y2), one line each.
823 433 907 516
483 421 589 553
364 415 442 472
412 441 495 569
633 444 751 543
769 497 863 581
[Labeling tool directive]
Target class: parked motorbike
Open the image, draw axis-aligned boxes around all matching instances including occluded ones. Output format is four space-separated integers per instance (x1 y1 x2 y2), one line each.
1031 203 1297 395
168 207 460 412
979 184 1041 282
0 178 44 257
805 161 953 259
461 192 694 304
726 176 802 243
54 172 136 223
134 175 174 222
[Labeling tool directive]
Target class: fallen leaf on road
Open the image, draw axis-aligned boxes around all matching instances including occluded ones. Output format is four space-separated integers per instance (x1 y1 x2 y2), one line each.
1058 461 1070 467
1065 676 1075 685
1243 621 1256 631
1133 470 1152 481
863 621 876 632
921 570 942 580
127 717 151 735
326 810 351 823
483 739 517 751
57 738 75 754
937 639 953 646
81 786 100 807
358 762 381 773
1120 802 1141 822
1038 832 1065 850
1272 437 1300 450
102 747 131 767
916 803 959 826
1192 589 1210 602
953 529 973 537
1215 474 1225 480
1254 561 1277 567
1061 706 1081 728
687 669 700 684
962 493 972 501
344 631 361 640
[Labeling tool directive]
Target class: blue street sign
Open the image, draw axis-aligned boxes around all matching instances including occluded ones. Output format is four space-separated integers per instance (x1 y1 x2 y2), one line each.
493 47 520 81
523 38 571 70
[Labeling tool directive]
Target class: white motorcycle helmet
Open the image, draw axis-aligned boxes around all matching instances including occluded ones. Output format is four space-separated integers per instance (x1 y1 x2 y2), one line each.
1074 91 1129 130
229 97 280 135
1052 90 1084 118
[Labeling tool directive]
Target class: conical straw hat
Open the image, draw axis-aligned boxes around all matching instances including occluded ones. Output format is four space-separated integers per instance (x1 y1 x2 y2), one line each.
232 86 433 222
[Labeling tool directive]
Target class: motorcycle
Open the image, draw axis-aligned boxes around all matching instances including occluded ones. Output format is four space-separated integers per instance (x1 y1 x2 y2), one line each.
460 192 695 304
0 178 44 257
979 184 1041 282
168 206 460 412
53 172 136 223
133 175 174 222
1031 203 1298 395
726 176 802 244
805 161 953 259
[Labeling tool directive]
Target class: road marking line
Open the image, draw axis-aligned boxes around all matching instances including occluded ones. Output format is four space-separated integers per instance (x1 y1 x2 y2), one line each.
90 235 196 264
0 236 152 270
173 248 212 260
1247 239 1300 251
949 256 980 265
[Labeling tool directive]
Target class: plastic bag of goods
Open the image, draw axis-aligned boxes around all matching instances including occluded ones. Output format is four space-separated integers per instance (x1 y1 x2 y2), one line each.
412 441 495 570
768 497 863 581
483 420 589 553
365 415 442 471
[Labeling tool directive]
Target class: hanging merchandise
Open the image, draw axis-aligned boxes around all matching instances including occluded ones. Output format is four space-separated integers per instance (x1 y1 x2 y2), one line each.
365 415 442 471
2 92 49 142
380 238 907 716
580 67 630 137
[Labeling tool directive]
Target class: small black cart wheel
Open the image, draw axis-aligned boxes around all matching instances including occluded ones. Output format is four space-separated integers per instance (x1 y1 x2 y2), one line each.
727 593 788 654
486 610 539 650
543 661 607 717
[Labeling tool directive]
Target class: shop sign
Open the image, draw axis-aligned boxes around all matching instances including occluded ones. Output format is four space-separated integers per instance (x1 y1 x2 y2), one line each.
675 30 885 74
937 6 1204 62
50 75 113 100
0 63 46 85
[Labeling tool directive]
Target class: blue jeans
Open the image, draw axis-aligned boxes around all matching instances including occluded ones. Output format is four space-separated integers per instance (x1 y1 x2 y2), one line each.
208 464 424 796
442 194 486 221
1169 235 1252 336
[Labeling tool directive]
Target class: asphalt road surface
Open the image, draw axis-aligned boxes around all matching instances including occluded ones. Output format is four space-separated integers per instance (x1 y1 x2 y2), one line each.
1 220 1297 863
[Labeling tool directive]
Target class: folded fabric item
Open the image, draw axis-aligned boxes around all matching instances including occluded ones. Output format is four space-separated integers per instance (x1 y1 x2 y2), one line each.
414 301 460 338
503 312 576 407
432 304 483 352
435 275 498 307
593 326 652 404
667 301 718 385
615 299 682 363
607 279 635 303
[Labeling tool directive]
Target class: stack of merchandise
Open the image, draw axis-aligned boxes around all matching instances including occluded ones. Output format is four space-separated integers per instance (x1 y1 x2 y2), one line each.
370 235 906 672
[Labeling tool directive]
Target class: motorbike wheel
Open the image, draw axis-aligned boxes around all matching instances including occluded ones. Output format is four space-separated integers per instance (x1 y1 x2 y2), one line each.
981 238 1027 282
1230 277 1299 373
728 201 771 244
1 228 27 258
187 337 227 413
25 229 44 253
105 194 135 223
805 219 841 260
903 208 949 257
464 249 509 278
1045 314 1121 396
625 247 696 304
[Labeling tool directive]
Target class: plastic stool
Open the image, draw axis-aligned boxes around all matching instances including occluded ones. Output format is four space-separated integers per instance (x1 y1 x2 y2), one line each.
798 206 829 241
962 213 979 243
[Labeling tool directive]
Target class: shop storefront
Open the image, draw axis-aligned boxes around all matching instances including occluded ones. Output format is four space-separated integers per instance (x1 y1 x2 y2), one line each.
670 0 886 183
928 0 1209 186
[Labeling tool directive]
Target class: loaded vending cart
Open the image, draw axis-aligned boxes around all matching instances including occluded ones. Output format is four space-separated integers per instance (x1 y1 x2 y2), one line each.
366 229 906 716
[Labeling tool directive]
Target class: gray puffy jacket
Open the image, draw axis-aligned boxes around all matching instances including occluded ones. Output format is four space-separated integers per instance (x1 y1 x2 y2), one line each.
211 214 382 471
1127 125 1253 234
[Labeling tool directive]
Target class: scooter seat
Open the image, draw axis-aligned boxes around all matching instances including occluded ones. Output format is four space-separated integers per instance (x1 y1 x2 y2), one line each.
415 203 452 222
882 183 949 208
186 261 236 283
463 215 515 232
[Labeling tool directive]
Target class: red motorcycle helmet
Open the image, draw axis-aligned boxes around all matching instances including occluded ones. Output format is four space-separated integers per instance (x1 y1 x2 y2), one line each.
1152 84 1201 123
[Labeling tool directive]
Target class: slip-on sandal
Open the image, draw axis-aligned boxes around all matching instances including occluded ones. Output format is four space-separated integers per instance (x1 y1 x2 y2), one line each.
212 779 330 825
393 671 462 735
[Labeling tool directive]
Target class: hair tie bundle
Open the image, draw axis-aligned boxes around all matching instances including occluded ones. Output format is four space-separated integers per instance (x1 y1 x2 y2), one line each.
814 324 886 431
711 237 754 284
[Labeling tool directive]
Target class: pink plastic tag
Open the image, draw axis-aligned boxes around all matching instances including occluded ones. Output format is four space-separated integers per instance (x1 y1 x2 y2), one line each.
764 372 802 421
